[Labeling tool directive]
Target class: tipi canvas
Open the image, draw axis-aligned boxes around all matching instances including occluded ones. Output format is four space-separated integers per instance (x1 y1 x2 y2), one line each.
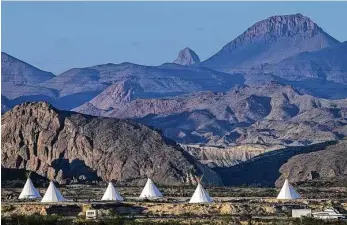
189 183 213 203
139 178 163 198
277 179 301 200
41 181 66 203
18 178 42 199
101 182 123 201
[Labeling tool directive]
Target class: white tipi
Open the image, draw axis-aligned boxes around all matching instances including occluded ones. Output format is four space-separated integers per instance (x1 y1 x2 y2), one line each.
18 178 42 199
41 181 66 203
277 179 301 200
139 178 163 198
101 182 123 201
189 182 213 203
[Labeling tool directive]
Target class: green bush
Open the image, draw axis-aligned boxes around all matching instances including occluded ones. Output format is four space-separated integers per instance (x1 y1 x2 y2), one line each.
2 205 15 213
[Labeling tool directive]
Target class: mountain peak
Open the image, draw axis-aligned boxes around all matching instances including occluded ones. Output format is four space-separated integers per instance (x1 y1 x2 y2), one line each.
229 14 324 49
202 13 339 70
173 47 200 65
1 52 55 85
253 13 319 35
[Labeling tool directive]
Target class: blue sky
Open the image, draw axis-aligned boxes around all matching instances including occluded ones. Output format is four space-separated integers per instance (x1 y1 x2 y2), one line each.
2 2 347 74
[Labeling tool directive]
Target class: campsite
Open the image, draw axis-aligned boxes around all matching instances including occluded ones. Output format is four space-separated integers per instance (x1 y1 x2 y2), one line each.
1 177 347 225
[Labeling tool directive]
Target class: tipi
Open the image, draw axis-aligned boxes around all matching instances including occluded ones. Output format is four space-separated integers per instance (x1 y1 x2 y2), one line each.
139 178 163 198
101 182 123 201
189 182 213 203
41 181 66 203
18 178 42 199
277 179 301 200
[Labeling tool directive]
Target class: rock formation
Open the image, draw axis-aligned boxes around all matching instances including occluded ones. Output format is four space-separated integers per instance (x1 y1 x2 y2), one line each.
214 141 345 187
1 102 221 185
173 48 200 65
277 140 347 186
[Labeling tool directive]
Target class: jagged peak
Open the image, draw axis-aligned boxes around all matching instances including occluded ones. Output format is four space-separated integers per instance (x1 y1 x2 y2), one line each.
9 101 57 114
247 13 321 37
173 47 200 65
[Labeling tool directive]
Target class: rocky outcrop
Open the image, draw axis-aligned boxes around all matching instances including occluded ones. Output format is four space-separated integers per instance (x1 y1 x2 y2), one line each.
214 141 343 187
173 48 200 65
1 102 222 185
277 140 347 187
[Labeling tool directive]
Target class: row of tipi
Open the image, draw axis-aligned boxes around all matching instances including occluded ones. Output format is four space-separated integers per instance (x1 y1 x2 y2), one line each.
18 177 300 203
19 179 66 202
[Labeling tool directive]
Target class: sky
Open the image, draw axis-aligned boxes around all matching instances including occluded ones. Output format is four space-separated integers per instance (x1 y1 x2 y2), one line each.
2 2 347 74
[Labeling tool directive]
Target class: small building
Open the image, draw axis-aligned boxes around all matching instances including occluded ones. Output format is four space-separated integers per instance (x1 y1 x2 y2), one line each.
86 209 98 220
312 208 345 220
292 209 312 218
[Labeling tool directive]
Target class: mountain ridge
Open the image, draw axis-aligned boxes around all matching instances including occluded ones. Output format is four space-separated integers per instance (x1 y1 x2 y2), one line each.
75 82 347 146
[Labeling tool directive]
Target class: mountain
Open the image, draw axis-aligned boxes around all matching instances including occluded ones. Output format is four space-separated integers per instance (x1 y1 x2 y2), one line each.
1 52 57 102
262 41 347 84
1 102 221 185
214 140 347 187
1 53 244 110
2 14 347 114
1 52 55 85
173 48 201 65
277 140 347 187
75 82 347 146
201 14 340 71
38 62 244 110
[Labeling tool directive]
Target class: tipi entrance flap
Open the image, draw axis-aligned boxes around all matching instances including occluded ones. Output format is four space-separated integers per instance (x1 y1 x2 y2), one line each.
19 178 42 199
41 181 66 203
139 178 163 198
101 182 123 201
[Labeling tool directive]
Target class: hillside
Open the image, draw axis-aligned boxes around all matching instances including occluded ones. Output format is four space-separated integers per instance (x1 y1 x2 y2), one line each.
1 102 221 185
1 52 55 85
76 83 347 146
214 141 347 187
